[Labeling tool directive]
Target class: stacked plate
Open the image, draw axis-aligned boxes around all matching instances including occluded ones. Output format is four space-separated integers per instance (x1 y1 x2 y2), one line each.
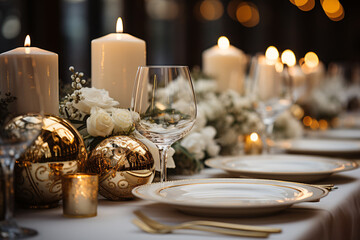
205 154 358 182
281 139 360 156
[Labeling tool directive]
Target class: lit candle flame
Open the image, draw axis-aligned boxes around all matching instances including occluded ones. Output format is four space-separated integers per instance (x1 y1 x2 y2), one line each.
250 132 259 142
304 51 319 68
265 46 279 61
281 49 296 67
116 17 123 33
218 36 230 50
24 35 31 47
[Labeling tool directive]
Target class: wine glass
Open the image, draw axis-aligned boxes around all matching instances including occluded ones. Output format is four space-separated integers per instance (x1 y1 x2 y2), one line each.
131 66 197 182
0 61 43 238
250 56 293 153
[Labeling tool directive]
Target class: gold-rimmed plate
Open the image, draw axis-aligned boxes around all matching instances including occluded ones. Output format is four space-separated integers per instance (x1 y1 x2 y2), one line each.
280 139 360 156
132 178 328 217
205 154 358 182
317 129 360 140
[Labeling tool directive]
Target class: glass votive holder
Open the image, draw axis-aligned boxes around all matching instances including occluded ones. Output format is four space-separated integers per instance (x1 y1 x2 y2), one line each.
62 173 98 218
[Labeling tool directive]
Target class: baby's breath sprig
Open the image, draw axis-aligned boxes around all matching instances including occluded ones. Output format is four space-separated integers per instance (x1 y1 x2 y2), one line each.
69 66 87 91
59 66 87 120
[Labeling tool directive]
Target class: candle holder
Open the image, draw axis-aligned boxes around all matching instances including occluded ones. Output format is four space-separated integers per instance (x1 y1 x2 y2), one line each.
62 173 98 218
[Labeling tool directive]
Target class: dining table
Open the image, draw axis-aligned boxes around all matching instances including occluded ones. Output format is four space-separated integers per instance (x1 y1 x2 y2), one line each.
16 157 360 240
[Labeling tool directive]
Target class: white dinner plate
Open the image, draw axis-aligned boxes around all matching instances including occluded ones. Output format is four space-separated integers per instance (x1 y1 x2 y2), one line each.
317 129 360 140
205 155 358 182
281 139 360 156
132 178 328 217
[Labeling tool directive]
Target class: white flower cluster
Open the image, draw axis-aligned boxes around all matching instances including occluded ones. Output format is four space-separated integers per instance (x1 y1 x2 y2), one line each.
170 77 263 159
307 76 346 119
274 110 304 140
194 80 263 151
64 87 133 137
156 78 221 160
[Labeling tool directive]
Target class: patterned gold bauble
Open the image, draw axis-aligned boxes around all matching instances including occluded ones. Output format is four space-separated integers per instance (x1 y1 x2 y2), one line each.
84 135 155 200
15 115 87 208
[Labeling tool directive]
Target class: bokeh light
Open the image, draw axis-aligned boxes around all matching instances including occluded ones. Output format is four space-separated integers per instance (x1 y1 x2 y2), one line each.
296 0 315 11
304 52 319 68
303 116 312 127
227 0 242 20
281 49 296 67
200 0 224 21
236 2 259 27
265 46 279 61
321 0 344 21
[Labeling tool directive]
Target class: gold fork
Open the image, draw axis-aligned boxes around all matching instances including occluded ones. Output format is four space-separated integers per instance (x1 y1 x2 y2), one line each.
133 210 281 234
132 218 270 238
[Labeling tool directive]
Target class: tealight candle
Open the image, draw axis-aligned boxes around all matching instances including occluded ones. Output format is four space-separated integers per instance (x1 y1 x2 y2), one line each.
244 132 262 155
91 17 146 108
62 173 98 218
202 36 247 93
0 35 59 115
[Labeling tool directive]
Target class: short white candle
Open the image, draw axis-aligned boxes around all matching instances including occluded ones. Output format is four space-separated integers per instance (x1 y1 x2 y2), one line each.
0 35 59 115
91 17 146 108
202 36 247 93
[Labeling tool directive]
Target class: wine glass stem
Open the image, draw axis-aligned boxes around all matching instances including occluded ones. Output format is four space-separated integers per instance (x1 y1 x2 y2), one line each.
158 146 169 182
0 157 15 222
262 122 274 154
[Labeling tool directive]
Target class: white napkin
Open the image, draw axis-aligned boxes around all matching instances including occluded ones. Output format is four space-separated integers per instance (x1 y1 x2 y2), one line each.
132 131 176 171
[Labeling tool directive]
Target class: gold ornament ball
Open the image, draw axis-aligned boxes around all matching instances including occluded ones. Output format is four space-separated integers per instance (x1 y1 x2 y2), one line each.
15 115 87 208
84 135 155 200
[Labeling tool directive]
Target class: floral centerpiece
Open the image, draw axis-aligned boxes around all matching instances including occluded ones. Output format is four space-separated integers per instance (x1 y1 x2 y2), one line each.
60 66 303 176
60 67 135 150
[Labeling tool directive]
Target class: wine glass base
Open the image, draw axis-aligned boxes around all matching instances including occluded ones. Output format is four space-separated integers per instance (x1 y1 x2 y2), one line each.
0 221 37 239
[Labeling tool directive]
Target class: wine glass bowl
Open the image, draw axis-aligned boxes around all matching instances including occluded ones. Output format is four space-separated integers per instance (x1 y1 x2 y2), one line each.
131 66 197 182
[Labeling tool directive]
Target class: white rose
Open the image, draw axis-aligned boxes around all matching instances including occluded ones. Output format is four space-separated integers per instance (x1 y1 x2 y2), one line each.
112 108 133 134
87 107 114 137
74 87 119 114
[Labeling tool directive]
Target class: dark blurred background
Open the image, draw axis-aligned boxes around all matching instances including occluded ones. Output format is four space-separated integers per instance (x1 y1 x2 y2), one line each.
0 0 357 83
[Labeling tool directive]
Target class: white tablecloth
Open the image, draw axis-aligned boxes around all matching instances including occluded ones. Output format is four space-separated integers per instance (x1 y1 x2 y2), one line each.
16 164 360 240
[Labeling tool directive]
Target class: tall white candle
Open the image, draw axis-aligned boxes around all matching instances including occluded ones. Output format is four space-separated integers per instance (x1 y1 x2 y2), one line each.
202 36 247 93
0 35 59 115
256 46 282 101
301 52 325 91
91 17 146 108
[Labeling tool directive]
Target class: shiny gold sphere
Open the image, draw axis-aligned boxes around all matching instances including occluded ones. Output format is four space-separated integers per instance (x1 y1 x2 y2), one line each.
84 135 155 200
15 115 87 208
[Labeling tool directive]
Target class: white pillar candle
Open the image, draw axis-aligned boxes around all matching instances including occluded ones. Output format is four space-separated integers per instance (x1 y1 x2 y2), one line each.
202 36 247 93
91 17 146 108
0 35 59 115
301 52 325 91
256 46 282 101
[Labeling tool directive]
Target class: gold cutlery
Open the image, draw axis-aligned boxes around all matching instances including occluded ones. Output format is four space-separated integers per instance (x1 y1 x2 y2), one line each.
132 218 270 238
313 184 337 191
133 210 282 237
